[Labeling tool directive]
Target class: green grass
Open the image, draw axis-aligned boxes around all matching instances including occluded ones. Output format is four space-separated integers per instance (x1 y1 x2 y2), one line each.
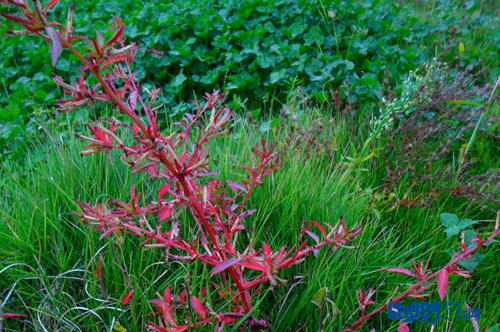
1 0 500 331
1 101 499 331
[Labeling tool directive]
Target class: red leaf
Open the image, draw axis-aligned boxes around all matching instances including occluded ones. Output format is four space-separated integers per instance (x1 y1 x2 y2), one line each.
45 26 62 67
174 327 188 332
191 296 207 318
158 184 171 201
104 23 125 48
437 268 448 301
310 221 326 238
379 268 416 278
99 226 121 240
163 284 171 305
177 289 187 303
92 36 100 54
149 299 163 308
397 321 410 332
262 242 274 265
263 242 271 257
0 13 34 26
44 0 60 14
159 206 173 222
9 0 27 8
210 257 241 277
2 312 26 318
239 262 266 272
121 290 134 305
130 184 136 200
99 54 127 70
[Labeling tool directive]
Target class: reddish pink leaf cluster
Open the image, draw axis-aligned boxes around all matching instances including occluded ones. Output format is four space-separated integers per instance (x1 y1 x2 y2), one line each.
1 1 363 330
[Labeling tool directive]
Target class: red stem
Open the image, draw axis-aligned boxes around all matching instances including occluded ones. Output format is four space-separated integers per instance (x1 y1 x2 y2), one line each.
59 28 253 312
59 40 150 138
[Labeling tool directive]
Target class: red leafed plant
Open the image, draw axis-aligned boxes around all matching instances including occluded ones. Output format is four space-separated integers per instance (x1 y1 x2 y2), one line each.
3 1 500 331
0 1 362 330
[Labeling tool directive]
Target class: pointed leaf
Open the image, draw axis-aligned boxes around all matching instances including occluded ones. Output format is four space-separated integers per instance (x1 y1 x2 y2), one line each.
148 299 163 308
263 242 271 258
310 221 326 238
130 184 136 200
239 262 266 272
99 227 121 240
159 206 173 222
128 90 138 110
379 268 416 278
96 30 105 48
66 5 74 35
121 290 134 305
226 180 247 193
177 289 187 303
104 23 125 48
163 284 171 305
397 321 410 332
191 296 207 318
8 0 27 8
306 231 320 244
2 312 27 318
113 321 128 332
437 268 448 301
312 287 327 307
465 303 480 332
44 0 60 14
0 13 33 26
174 327 188 332
92 37 100 54
210 257 241 277
158 184 172 201
45 26 62 67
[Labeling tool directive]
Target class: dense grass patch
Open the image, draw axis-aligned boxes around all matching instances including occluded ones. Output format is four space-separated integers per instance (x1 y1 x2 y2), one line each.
1 102 499 330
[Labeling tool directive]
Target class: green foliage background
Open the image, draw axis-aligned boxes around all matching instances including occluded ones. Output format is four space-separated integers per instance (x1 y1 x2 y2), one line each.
1 0 500 331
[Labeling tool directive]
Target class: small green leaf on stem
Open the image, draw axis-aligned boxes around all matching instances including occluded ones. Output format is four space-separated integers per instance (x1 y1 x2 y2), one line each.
312 287 328 307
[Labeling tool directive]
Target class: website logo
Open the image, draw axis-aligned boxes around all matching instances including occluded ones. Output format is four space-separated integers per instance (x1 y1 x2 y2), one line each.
388 301 480 324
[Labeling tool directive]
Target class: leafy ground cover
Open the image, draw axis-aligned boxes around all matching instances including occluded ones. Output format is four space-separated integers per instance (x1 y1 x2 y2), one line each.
1 0 500 331
2 0 500 169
